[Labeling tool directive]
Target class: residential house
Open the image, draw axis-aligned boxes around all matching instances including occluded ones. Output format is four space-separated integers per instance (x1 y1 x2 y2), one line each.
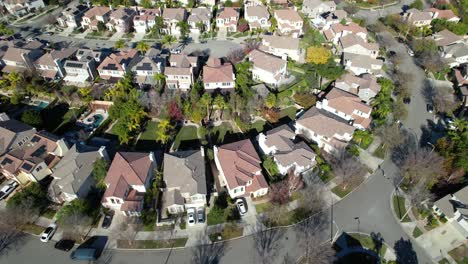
162 8 187 35
0 113 36 156
0 131 69 184
101 152 156 216
342 53 384 76
81 6 112 31
245 5 271 30
162 149 207 215
48 144 108 203
200 0 216 6
260 35 303 62
334 73 381 103
258 125 316 175
302 0 336 18
454 64 468 87
323 22 367 44
317 88 372 129
274 9 304 38
57 4 89 29
441 42 468 68
106 7 136 33
427 8 460 23
63 49 101 85
133 8 161 33
216 7 239 32
337 34 379 59
3 0 45 16
245 0 270 6
34 48 77 80
433 29 463 48
165 53 198 90
433 186 468 237
403 8 433 27
214 139 268 198
312 10 348 30
1 46 43 73
97 49 138 80
295 107 355 154
187 7 212 33
132 48 165 87
203 57 235 92
248 49 288 87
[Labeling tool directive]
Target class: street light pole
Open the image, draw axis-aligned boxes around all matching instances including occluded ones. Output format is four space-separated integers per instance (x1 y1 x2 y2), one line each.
330 196 334 242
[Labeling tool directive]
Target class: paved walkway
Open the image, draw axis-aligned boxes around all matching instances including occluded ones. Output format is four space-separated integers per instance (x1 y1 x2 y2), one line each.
416 224 466 261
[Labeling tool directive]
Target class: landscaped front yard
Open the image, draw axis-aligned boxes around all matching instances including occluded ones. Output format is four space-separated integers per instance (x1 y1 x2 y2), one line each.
348 233 387 258
448 243 468 264
393 195 410 222
117 238 188 249
209 224 244 242
279 106 297 120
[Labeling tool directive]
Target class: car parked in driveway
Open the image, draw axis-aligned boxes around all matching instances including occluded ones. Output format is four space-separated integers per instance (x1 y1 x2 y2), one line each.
55 239 75 251
236 199 247 216
187 208 196 226
427 104 434 113
101 211 114 229
40 223 57 242
0 180 18 200
197 208 205 223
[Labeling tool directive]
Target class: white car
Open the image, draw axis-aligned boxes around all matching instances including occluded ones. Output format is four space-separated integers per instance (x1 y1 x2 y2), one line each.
187 208 196 226
236 199 247 216
40 223 57 242
407 48 414 57
0 180 18 200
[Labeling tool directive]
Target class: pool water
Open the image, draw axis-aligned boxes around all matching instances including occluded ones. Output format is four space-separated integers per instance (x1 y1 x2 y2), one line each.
93 114 104 128
31 100 50 110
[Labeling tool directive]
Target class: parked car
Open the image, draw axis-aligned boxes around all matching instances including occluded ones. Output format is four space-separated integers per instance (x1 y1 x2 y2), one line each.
44 32 54 36
388 50 396 56
427 104 434 113
197 208 205 223
236 199 247 216
170 43 184 54
55 239 75 251
403 97 411 104
407 48 414 57
0 180 18 200
101 212 113 229
187 208 196 226
40 223 57 242
70 248 98 261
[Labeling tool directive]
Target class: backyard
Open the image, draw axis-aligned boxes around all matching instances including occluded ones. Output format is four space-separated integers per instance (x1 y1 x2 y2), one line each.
172 125 199 150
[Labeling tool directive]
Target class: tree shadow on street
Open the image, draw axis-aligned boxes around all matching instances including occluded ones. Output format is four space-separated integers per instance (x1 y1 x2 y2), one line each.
191 232 226 264
394 238 418 264
390 129 415 167
253 216 286 264
421 79 435 105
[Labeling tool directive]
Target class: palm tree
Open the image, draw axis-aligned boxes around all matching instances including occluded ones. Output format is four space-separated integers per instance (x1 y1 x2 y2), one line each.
153 73 166 90
195 21 205 33
213 94 228 119
136 41 149 53
162 35 177 47
114 39 125 49
176 21 190 40
6 72 23 90
199 93 212 120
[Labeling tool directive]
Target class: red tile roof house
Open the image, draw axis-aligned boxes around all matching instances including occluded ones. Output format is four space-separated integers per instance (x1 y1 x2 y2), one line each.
317 88 372 130
295 107 355 154
248 49 289 87
102 152 156 216
33 48 77 80
273 9 304 38
1 46 44 73
260 35 303 62
133 8 161 33
216 7 240 32
106 7 137 33
427 8 460 23
323 22 367 45
81 6 112 31
188 7 212 34
165 53 198 91
402 8 433 28
337 34 379 59
214 139 268 199
0 131 69 184
258 124 316 176
203 58 235 92
244 5 271 30
162 8 188 35
432 29 463 48
334 73 381 103
97 49 138 81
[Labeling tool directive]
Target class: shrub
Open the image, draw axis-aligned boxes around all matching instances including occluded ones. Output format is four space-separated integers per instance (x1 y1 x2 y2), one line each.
293 92 317 108
224 206 240 222
21 109 43 127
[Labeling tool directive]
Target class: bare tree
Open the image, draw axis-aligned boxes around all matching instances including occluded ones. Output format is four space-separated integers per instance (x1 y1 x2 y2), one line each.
295 214 335 264
226 48 246 64
263 203 287 226
401 147 445 187
433 85 459 115
244 39 261 52
60 211 93 242
298 182 326 215
5 198 39 228
191 233 225 264
329 149 366 190
375 123 404 150
118 218 142 246
0 211 25 256
253 217 286 264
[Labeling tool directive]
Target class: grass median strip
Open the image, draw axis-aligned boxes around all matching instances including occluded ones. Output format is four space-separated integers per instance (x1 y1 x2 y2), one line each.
393 195 411 222
117 238 188 249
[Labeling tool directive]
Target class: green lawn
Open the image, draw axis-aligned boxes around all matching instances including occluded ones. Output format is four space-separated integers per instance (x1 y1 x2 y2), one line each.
41 208 57 219
348 233 387 257
21 224 44 235
251 120 266 133
438 258 450 264
139 121 158 141
331 184 353 198
448 243 468 264
279 106 297 120
209 122 234 144
412 227 423 238
373 145 387 159
254 202 272 214
393 195 411 222
117 238 188 249
173 126 199 150
209 224 244 242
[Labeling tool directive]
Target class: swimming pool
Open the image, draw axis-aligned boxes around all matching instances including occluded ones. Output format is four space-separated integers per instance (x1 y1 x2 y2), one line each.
92 114 104 128
30 100 50 110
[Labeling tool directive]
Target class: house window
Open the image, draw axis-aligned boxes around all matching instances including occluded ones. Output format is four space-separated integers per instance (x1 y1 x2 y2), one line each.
35 166 42 172
110 198 116 204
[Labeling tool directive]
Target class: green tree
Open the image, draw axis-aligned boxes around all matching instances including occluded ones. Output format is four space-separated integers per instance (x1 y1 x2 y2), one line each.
7 182 48 213
136 41 149 53
162 35 177 47
92 158 109 188
409 0 424 10
195 21 206 33
155 118 174 144
153 72 166 91
213 94 228 118
371 78 394 125
5 71 23 90
315 58 344 89
177 21 190 40
234 61 254 98
97 21 106 32
21 109 43 127
265 93 277 108
10 92 24 105
140 0 153 8
263 155 280 179
199 93 212 119
306 46 331 65
114 39 125 49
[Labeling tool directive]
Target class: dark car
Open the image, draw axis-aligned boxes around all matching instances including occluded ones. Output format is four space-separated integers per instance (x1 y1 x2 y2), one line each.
403 97 411 104
101 212 113 229
388 50 396 56
70 248 98 261
197 208 205 223
427 104 434 113
55 239 75 252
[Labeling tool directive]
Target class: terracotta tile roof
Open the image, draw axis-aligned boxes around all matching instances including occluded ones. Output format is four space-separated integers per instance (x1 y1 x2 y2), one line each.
261 35 300 51
245 5 269 19
203 58 234 83
406 8 433 22
427 8 458 20
274 141 316 169
433 29 462 47
249 49 287 75
163 8 186 21
339 34 379 51
84 6 111 19
217 7 239 19
97 49 138 72
2 47 30 62
274 9 302 22
165 67 192 76
216 139 266 190
297 107 355 138
109 7 136 20
169 54 197 67
103 152 153 199
34 48 77 66
325 88 372 115
188 7 211 23
335 73 381 95
134 8 161 21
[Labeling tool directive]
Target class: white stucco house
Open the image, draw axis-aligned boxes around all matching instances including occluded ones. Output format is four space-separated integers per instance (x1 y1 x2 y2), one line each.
433 186 468 237
248 49 288 87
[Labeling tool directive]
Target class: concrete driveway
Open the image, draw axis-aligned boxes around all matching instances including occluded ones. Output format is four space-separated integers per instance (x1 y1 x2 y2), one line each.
416 223 466 261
